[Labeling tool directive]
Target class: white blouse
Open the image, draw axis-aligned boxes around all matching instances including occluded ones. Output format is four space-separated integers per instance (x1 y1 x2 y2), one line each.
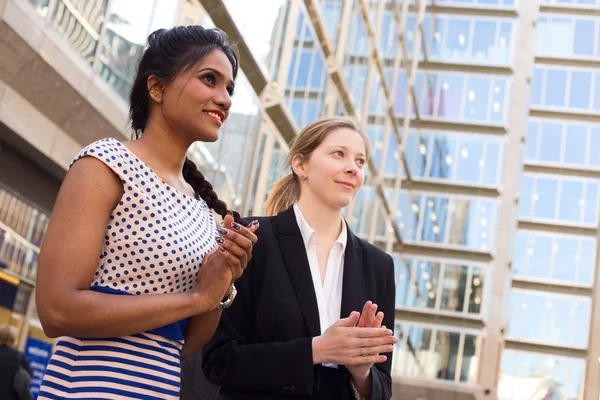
293 204 347 368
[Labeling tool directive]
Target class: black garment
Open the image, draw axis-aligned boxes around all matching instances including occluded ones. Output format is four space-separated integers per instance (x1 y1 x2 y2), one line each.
202 206 395 400
181 352 219 400
0 345 32 400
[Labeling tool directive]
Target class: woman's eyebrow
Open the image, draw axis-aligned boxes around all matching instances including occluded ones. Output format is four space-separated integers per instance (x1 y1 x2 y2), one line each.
197 67 235 87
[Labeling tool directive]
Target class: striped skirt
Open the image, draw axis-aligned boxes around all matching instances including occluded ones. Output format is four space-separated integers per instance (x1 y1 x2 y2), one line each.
38 332 183 399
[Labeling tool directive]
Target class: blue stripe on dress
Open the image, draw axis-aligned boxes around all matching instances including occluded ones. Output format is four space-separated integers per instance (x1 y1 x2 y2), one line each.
51 350 180 377
40 379 165 400
48 358 180 387
43 369 180 397
56 340 180 368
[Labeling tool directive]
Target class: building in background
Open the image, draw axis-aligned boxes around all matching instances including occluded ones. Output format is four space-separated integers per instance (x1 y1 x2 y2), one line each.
1 0 600 399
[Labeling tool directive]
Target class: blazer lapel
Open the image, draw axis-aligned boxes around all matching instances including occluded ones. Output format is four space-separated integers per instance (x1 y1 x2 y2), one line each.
341 228 365 319
276 207 322 337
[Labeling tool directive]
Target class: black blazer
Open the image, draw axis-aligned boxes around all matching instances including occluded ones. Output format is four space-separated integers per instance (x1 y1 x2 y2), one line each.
202 206 395 400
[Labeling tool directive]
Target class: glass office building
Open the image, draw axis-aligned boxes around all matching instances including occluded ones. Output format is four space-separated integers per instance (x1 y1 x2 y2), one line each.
203 0 600 399
2 0 600 399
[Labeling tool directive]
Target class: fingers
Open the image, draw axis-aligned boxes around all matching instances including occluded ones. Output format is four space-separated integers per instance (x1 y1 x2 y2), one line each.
357 301 372 328
365 303 377 327
217 227 253 264
353 327 394 338
223 217 259 246
346 354 388 366
216 236 248 267
334 312 360 327
373 311 384 329
217 245 244 281
360 344 395 356
357 335 398 348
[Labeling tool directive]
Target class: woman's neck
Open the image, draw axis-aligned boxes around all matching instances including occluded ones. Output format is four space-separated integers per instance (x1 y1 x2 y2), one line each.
297 195 343 241
132 123 190 176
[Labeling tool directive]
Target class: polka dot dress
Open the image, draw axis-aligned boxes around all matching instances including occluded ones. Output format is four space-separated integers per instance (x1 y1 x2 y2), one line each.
38 137 217 400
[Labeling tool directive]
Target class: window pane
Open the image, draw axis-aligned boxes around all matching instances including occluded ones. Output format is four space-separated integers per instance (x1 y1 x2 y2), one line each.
438 75 464 119
465 77 491 121
446 18 471 62
564 124 588 165
545 69 568 107
590 127 600 166
595 72 600 111
531 68 543 105
483 142 501 185
469 267 485 314
584 182 598 224
579 240 596 285
429 136 455 180
432 331 461 381
568 71 592 109
553 237 578 282
455 140 484 184
471 20 497 63
490 80 506 122
519 176 534 217
525 121 539 160
539 122 562 163
573 19 595 56
533 177 558 219
558 179 583 222
439 264 468 312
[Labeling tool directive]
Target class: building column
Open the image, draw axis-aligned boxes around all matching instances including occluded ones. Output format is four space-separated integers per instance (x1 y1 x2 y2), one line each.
475 2 539 399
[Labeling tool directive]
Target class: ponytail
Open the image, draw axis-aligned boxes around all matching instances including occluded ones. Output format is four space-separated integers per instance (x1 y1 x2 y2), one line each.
182 158 246 224
265 173 300 216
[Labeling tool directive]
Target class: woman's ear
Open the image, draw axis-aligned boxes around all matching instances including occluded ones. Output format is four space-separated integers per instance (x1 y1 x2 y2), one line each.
147 75 164 104
291 154 306 180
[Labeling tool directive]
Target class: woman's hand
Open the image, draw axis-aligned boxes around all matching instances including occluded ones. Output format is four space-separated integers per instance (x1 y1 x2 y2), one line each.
311 311 397 367
192 214 258 311
347 301 388 398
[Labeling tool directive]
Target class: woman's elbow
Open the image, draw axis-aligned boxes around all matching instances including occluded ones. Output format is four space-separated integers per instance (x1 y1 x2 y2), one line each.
36 295 72 338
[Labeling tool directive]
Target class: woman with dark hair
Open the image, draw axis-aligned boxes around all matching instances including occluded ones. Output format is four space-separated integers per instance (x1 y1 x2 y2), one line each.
203 117 397 400
35 26 257 399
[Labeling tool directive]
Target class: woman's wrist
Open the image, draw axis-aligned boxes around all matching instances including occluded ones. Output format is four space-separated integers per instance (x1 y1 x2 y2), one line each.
311 335 325 365
350 368 371 399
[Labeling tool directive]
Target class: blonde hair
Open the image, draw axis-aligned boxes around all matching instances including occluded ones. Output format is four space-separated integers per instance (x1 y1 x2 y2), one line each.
0 324 18 347
265 116 370 216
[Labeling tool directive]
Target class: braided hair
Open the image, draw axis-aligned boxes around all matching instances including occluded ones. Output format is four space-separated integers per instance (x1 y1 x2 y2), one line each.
129 26 244 224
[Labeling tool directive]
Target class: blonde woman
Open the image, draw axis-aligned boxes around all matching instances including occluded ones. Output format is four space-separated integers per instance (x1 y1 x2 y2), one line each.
0 325 32 400
203 117 396 399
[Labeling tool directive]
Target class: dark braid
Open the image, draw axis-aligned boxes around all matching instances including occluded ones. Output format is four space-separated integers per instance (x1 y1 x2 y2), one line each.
183 159 246 225
129 26 245 224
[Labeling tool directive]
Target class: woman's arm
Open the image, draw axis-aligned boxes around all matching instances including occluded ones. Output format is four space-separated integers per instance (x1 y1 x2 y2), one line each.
351 255 395 400
181 309 222 359
36 157 237 339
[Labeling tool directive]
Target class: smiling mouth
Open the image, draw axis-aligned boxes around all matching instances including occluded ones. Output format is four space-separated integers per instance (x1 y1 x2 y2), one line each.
336 182 354 190
203 111 224 125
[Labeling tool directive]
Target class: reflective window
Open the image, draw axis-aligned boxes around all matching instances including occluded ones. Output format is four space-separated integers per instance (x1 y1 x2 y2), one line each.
348 186 377 237
407 14 514 65
520 174 599 225
406 72 509 124
393 323 480 384
532 65 600 112
513 231 596 286
395 257 488 316
537 14 599 59
499 350 585 400
405 131 505 186
526 119 600 169
320 0 342 44
540 0 600 5
508 289 590 347
387 190 496 251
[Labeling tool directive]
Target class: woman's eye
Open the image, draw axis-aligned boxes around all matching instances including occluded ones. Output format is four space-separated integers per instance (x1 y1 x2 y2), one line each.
334 150 344 157
357 159 366 166
202 75 216 85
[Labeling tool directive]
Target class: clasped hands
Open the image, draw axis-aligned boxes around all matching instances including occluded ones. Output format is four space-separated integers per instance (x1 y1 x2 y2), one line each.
312 301 397 379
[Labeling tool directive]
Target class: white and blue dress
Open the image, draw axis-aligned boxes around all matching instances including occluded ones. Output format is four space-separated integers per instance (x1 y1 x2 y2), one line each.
38 137 217 399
